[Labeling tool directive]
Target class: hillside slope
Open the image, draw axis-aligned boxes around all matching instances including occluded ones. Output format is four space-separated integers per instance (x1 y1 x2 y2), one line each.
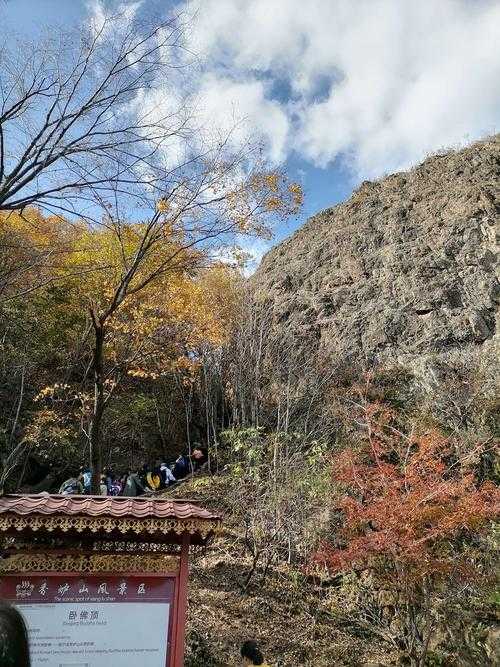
253 136 499 366
171 477 389 667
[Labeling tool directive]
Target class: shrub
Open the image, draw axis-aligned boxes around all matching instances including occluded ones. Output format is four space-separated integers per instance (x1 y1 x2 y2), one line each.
315 400 499 666
220 428 330 589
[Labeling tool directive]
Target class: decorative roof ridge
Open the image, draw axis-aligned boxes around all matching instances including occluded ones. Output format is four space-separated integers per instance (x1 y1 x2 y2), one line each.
0 494 221 523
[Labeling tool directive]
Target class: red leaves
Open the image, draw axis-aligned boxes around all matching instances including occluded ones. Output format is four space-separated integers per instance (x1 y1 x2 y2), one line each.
318 403 500 579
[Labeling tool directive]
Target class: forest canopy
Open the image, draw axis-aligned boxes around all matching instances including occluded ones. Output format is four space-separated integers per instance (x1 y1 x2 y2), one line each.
0 206 247 490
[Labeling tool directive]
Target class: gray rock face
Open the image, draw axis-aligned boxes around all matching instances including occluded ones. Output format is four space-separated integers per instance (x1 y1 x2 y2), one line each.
253 136 499 365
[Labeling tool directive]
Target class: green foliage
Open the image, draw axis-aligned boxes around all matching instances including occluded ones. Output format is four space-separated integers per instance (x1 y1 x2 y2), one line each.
220 427 330 497
220 426 266 479
217 427 332 588
424 652 447 666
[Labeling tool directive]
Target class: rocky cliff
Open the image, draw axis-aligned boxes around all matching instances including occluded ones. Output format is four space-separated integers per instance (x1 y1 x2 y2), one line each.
253 136 499 366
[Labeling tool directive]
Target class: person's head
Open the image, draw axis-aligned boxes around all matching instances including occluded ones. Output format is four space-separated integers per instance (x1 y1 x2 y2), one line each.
192 447 207 461
0 603 31 667
240 640 264 666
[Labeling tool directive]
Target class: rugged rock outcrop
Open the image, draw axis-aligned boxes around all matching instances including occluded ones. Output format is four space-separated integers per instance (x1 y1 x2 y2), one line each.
253 136 499 366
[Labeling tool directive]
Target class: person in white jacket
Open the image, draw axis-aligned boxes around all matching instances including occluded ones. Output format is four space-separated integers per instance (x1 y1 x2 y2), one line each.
160 462 176 485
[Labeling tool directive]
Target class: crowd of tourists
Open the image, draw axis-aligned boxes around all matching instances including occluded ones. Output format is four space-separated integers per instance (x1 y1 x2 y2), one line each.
58 446 208 497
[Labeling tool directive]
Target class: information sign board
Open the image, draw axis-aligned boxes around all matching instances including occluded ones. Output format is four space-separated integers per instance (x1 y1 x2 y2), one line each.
0 574 175 667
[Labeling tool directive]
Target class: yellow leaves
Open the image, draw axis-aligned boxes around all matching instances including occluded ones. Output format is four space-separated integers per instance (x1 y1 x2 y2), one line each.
245 170 304 224
127 368 151 379
0 208 73 248
289 182 304 209
0 208 84 298
23 407 72 445
265 173 280 192
28 409 59 425
47 219 201 321
2 166 299 391
34 386 55 401
101 259 238 384
156 198 169 213
265 197 282 212
34 383 71 402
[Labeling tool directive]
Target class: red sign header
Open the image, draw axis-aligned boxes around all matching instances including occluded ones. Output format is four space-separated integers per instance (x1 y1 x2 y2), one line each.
0 574 174 604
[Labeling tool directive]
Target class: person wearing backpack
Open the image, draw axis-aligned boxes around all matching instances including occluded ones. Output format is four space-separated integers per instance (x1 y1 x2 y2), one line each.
160 461 176 486
99 475 108 495
58 473 84 495
145 466 161 492
81 467 92 494
172 446 207 480
121 469 146 497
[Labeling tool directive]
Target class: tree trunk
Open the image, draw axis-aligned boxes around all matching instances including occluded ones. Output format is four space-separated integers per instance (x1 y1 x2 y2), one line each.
89 321 105 494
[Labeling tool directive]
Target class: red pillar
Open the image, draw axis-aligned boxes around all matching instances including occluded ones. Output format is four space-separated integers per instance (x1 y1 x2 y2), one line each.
172 534 190 666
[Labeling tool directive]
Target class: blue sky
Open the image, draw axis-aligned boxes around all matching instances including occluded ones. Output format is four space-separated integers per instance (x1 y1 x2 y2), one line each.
2 0 499 266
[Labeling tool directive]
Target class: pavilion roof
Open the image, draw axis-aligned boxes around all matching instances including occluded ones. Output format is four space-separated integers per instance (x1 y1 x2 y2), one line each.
0 494 221 545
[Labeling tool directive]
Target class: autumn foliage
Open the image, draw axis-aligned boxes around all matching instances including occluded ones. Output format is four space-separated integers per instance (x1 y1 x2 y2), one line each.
317 402 499 578
0 158 303 489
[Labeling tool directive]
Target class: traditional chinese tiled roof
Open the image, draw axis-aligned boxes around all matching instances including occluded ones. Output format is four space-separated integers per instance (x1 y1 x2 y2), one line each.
0 494 221 545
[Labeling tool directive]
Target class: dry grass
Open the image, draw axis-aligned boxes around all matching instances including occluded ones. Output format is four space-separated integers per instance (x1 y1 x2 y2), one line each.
166 476 391 666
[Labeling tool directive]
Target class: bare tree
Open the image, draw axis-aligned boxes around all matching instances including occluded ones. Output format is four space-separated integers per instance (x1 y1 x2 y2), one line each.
84 144 300 492
0 9 303 492
216 293 340 440
0 12 189 218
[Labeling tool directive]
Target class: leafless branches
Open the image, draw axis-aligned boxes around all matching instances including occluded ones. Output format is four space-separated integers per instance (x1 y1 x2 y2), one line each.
215 293 341 440
0 13 189 216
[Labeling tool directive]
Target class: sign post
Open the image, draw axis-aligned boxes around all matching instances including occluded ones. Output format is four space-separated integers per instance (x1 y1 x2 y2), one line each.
0 494 220 667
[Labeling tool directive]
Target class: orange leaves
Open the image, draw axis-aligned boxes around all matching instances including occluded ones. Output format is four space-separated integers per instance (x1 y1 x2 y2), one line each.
288 182 304 209
318 405 500 578
156 198 169 213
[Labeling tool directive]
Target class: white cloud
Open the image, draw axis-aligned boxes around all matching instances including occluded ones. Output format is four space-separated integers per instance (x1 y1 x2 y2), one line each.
174 0 500 178
87 0 143 40
210 236 272 275
192 74 289 164
86 0 500 180
238 236 273 275
86 2 289 170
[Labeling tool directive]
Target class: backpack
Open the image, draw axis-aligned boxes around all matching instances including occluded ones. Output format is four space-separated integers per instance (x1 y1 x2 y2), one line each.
172 455 190 480
61 479 80 495
146 472 161 490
